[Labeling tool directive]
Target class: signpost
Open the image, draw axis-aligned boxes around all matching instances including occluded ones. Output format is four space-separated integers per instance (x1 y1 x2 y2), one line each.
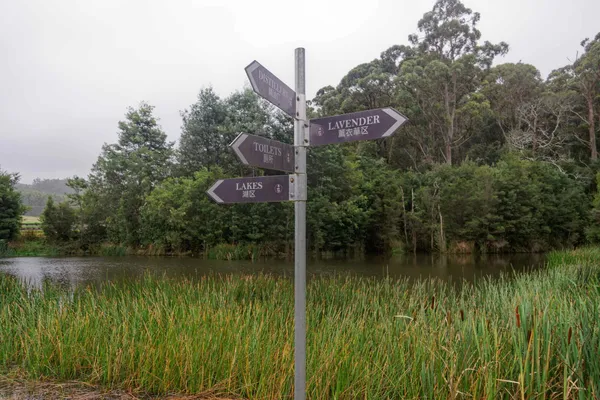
292 48 307 400
309 108 407 147
206 175 291 204
245 60 296 118
209 49 408 400
230 133 295 172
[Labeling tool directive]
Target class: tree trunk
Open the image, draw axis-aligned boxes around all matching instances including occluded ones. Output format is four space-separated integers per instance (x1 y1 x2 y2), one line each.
588 97 597 161
400 187 409 247
532 113 538 156
444 81 454 165
445 141 452 165
438 204 446 252
411 188 417 254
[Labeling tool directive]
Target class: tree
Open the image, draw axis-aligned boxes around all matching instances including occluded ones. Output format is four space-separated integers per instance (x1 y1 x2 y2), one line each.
492 156 587 251
505 92 572 159
140 168 228 252
40 197 77 242
572 33 600 160
399 55 494 164
178 87 228 175
0 169 26 241
482 63 543 135
400 0 508 165
88 102 174 246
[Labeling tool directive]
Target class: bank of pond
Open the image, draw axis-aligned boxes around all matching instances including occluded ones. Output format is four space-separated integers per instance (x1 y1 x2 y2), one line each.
0 247 598 399
1 238 554 260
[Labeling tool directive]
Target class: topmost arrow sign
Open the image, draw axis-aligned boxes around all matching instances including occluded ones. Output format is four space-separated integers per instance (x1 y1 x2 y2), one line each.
246 61 296 118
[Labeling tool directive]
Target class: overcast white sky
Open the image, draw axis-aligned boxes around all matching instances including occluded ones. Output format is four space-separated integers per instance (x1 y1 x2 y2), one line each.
1 0 599 183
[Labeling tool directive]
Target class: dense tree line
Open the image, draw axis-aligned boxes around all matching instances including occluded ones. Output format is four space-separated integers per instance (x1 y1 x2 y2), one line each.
38 0 600 255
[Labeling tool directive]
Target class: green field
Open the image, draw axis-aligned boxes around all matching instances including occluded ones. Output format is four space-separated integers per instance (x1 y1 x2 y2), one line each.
21 216 40 224
0 248 599 399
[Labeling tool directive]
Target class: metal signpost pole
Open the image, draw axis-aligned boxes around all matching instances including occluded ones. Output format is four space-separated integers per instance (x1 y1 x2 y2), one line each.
293 47 307 400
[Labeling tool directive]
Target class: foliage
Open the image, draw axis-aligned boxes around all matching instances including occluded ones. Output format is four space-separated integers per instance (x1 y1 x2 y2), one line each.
401 156 588 252
40 197 77 243
177 87 228 175
585 173 600 242
0 239 60 257
0 169 26 242
87 102 174 247
1 248 600 398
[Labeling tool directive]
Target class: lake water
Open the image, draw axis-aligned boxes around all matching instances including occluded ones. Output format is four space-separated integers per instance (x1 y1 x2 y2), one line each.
0 253 545 289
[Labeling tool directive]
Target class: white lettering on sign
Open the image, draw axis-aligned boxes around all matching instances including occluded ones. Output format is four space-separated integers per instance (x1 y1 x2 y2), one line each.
253 142 283 156
259 70 291 102
327 115 380 131
236 182 263 191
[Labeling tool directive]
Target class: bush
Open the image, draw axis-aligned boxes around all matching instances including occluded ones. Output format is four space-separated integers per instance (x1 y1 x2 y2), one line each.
40 197 77 243
0 170 26 241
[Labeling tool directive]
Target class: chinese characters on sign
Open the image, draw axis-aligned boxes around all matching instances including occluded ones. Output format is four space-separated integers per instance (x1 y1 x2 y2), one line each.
338 126 369 138
263 153 274 164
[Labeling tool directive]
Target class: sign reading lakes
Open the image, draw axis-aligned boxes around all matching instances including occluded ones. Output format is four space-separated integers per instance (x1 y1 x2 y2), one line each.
206 175 291 204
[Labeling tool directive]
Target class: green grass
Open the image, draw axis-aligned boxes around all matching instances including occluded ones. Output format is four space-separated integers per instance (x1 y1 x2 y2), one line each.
207 243 277 260
0 248 599 399
0 239 59 257
97 244 128 256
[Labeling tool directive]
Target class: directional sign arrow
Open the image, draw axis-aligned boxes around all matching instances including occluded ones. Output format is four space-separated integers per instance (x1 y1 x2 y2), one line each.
230 133 295 173
245 60 296 118
207 175 291 204
309 108 408 147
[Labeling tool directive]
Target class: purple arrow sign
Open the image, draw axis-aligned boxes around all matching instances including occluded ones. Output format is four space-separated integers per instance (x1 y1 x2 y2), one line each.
309 108 408 147
207 175 291 204
230 133 295 173
245 60 296 118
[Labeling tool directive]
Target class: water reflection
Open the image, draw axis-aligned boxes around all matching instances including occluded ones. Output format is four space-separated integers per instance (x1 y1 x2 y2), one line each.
0 253 545 290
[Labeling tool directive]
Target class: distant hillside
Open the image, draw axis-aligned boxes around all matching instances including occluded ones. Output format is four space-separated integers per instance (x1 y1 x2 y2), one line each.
17 178 73 216
16 178 74 195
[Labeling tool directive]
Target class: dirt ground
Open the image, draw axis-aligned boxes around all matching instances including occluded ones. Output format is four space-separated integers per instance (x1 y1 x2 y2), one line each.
0 379 241 400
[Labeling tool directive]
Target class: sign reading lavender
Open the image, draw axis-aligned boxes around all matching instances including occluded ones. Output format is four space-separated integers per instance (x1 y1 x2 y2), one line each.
230 133 295 172
206 175 291 204
309 108 407 147
245 61 296 118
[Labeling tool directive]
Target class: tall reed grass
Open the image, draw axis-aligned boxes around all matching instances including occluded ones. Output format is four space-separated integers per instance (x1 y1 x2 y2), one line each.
206 243 277 260
0 248 599 399
0 239 59 257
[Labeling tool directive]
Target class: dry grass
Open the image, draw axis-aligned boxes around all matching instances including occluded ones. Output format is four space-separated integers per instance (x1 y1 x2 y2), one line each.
0 378 242 400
